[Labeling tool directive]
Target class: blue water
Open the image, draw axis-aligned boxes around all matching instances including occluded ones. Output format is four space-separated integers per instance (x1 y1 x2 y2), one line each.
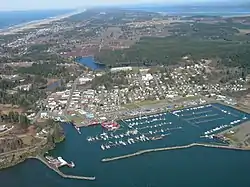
127 6 250 16
1 103 250 187
0 10 72 29
76 56 106 70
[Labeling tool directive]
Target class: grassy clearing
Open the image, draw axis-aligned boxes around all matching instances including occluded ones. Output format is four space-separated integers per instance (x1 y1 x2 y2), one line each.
173 96 200 102
122 103 139 110
122 99 165 109
66 115 84 124
135 100 163 106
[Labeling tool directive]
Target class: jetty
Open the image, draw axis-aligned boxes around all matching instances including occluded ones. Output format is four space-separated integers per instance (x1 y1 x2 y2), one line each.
29 156 95 181
102 143 250 162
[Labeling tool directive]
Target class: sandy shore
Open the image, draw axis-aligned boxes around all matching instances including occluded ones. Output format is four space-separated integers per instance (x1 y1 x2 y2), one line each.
0 9 86 35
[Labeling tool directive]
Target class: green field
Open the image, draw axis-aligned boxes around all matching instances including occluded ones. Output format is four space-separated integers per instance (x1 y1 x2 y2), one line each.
66 114 85 125
122 99 165 110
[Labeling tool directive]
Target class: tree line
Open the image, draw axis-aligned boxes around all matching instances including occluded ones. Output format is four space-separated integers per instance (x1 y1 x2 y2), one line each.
0 110 30 129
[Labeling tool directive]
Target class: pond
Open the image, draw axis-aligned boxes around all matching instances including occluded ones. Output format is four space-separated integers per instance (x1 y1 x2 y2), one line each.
75 56 106 70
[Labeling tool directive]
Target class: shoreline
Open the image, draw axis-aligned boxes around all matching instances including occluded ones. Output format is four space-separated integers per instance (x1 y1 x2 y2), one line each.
29 156 96 181
73 100 249 128
0 9 85 35
102 143 250 162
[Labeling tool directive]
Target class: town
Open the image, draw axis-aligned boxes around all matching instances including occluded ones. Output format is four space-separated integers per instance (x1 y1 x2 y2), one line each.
0 8 250 173
37 61 249 127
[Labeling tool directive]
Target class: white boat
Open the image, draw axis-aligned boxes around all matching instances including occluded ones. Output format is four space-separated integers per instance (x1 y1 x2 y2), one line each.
128 139 131 144
101 145 105 150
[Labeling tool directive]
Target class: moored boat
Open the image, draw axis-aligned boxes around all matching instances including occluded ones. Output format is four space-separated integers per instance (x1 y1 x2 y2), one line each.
101 121 120 131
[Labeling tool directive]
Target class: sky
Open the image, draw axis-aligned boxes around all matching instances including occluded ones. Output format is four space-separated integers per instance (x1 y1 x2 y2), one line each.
0 0 244 11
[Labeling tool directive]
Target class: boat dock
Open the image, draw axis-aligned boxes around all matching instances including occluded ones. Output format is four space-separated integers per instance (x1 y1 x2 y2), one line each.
211 104 239 117
67 122 81 134
194 117 225 124
29 156 95 181
185 113 219 121
181 110 213 117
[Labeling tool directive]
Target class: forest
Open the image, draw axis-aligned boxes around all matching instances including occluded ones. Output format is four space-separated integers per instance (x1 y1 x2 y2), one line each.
95 21 250 69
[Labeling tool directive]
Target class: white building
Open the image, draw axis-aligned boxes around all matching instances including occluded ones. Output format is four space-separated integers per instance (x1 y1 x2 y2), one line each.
142 74 153 81
40 112 48 119
111 67 132 72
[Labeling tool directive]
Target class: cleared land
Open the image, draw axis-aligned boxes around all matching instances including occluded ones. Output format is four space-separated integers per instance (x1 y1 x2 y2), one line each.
221 121 250 147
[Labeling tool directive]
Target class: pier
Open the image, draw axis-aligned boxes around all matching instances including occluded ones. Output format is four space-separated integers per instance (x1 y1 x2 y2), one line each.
101 143 250 162
194 117 225 124
182 118 200 128
29 156 95 181
180 110 213 117
211 104 239 117
185 113 218 121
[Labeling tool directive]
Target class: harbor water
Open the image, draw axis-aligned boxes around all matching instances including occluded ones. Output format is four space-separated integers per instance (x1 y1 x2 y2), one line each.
1 103 250 187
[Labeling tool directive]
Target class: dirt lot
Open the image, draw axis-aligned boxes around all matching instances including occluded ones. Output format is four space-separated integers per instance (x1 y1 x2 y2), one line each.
221 120 250 147
0 104 24 114
238 29 250 35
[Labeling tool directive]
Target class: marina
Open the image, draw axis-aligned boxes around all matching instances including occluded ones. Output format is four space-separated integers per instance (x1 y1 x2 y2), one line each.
78 103 249 156
1 103 249 187
1 102 250 187
1 6 250 187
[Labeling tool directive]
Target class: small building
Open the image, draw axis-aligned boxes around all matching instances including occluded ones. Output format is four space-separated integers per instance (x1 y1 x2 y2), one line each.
40 112 48 119
246 74 250 82
0 125 7 132
111 67 132 72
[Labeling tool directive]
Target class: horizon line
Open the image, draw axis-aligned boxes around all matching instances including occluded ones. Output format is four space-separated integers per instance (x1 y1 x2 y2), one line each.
0 1 250 12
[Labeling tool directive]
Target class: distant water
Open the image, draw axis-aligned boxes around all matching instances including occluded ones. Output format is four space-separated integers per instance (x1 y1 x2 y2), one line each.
127 6 250 16
0 9 72 29
76 56 106 70
1 103 250 187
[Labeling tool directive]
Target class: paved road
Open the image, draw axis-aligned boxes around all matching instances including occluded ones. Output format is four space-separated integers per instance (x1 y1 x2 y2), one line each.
152 74 165 99
65 76 80 112
0 126 14 136
31 97 49 124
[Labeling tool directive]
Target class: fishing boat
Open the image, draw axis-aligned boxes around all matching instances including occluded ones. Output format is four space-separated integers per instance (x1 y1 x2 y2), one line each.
101 121 120 131
151 136 163 140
